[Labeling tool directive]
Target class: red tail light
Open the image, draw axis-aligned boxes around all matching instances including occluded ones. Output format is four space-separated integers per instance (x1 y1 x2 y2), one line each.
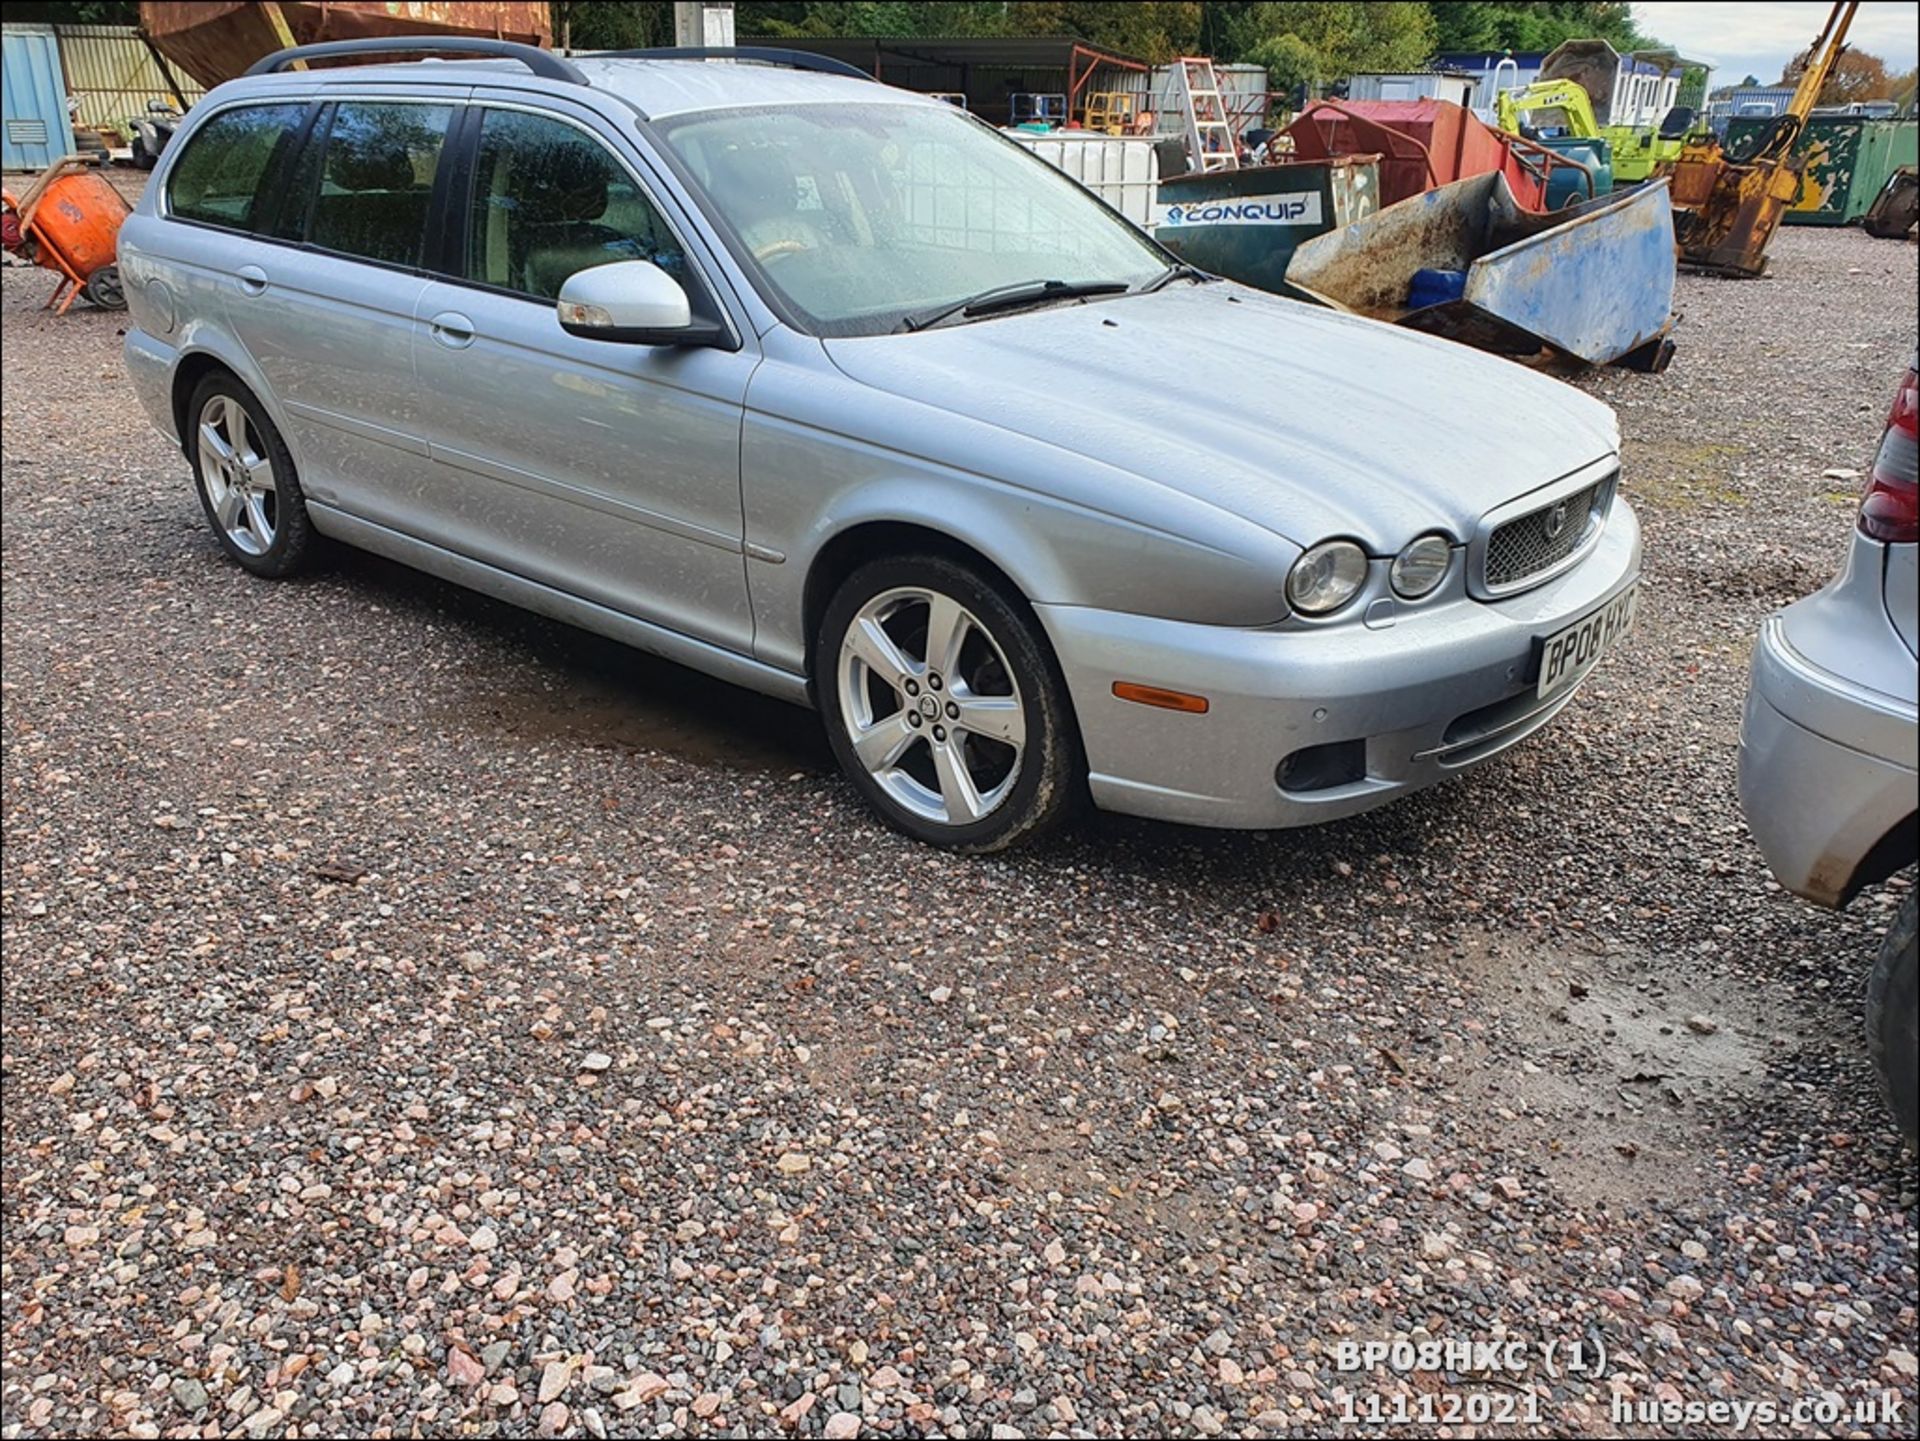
1859 364 1918 543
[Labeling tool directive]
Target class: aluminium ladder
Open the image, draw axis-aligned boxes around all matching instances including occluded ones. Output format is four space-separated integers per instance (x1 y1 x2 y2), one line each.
1175 57 1239 171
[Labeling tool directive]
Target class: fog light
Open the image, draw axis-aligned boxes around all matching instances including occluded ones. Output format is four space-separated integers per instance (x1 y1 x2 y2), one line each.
1390 534 1453 598
1276 739 1367 793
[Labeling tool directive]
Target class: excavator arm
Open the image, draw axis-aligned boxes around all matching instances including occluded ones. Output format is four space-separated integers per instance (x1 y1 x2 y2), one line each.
1665 0 1860 275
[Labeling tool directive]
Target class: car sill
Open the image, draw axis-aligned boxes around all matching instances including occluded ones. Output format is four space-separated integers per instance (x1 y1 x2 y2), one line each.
306 503 812 709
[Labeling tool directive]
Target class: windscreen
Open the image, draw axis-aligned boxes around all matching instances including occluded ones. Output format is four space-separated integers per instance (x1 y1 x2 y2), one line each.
653 101 1168 337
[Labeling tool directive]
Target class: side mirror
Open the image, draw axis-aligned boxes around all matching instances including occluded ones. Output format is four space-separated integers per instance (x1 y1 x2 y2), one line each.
147 99 173 114
556 260 720 346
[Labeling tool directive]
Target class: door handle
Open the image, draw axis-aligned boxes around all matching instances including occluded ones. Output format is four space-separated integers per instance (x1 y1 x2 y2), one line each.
428 311 475 349
235 264 268 296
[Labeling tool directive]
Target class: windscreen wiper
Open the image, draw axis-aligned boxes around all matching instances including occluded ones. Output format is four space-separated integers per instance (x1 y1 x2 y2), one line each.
900 278 1132 333
1140 262 1212 292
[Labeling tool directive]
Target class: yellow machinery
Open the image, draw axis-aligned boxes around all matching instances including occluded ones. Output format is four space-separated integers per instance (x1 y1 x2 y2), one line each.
1494 79 1617 207
1606 117 1689 184
1533 40 1703 183
1497 77 1676 186
1664 0 1858 275
1082 91 1137 135
1494 79 1602 140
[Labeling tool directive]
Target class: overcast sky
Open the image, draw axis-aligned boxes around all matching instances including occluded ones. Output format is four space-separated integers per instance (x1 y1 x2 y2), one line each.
1633 2 1919 83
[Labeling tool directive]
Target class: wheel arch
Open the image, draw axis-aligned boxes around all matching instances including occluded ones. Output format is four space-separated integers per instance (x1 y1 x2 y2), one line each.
166 333 297 468
170 351 233 455
1844 812 1920 907
804 525 1089 849
802 520 1044 681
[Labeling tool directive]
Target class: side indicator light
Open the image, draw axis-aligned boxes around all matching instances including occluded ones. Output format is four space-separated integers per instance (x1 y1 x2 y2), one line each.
1112 682 1210 714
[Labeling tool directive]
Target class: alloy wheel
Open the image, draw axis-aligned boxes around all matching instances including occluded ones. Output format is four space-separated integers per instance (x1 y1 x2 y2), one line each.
835 586 1027 826
197 394 278 556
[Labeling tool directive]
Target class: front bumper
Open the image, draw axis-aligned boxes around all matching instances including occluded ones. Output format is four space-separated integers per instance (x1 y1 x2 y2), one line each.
1037 500 1642 829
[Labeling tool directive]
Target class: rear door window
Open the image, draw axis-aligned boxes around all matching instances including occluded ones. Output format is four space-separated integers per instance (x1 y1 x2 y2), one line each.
306 101 453 268
462 107 688 300
165 103 307 231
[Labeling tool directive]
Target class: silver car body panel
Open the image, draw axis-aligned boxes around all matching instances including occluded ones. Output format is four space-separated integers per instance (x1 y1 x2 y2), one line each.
405 86 764 654
121 58 1645 831
1885 539 1917 657
817 286 1620 559
1739 529 1919 906
571 55 937 120
313 502 810 706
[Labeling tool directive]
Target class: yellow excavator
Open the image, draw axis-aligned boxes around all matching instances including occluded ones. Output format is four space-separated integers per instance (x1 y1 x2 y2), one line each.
1494 78 1603 140
1663 0 1858 275
1493 79 1614 206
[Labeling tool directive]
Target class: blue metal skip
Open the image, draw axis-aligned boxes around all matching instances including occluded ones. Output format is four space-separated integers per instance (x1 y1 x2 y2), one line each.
1463 180 1674 365
3 24 76 171
1285 171 1677 369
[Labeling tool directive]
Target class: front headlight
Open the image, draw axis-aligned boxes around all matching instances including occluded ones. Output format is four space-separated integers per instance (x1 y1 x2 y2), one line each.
1286 540 1369 615
1390 534 1453 598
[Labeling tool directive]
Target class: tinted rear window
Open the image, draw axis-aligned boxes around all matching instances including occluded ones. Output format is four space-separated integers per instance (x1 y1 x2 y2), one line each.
166 104 307 231
305 101 452 268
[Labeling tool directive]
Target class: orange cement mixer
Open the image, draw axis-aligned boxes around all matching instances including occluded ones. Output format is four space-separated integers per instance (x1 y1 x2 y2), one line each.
2 159 131 314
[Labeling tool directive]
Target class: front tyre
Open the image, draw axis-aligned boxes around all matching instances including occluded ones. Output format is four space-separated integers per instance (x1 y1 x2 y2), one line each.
1866 885 1917 1150
818 554 1079 852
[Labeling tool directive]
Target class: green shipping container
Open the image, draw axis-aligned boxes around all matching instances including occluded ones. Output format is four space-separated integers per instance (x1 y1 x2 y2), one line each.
1723 116 1919 225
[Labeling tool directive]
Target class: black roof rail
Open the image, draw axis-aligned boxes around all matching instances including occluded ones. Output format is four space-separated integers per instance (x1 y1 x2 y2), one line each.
244 36 587 84
591 46 875 82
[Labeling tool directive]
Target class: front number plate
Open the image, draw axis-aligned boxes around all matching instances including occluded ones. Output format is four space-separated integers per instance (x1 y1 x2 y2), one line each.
1536 584 1638 699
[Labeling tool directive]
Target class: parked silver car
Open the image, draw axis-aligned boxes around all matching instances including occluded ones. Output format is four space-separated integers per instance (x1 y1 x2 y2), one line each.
118 40 1642 851
1738 356 1918 1145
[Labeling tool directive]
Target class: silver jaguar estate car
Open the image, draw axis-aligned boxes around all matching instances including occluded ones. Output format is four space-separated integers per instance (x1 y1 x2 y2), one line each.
119 40 1641 851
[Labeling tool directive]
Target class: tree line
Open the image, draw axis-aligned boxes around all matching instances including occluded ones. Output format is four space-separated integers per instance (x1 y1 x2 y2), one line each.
555 1 1911 108
555 2 1656 68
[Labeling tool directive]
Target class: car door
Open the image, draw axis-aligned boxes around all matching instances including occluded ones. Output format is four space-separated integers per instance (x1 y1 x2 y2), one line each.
149 97 314 425
215 91 461 527
409 97 757 656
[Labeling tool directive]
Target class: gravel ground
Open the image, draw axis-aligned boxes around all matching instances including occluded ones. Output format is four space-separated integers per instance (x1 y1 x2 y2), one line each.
3 201 1917 1439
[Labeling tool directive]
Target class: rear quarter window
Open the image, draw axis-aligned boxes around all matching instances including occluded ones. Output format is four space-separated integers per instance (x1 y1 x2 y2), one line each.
166 103 308 231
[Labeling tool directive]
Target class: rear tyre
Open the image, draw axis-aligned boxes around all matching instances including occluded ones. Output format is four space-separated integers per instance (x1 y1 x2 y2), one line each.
1866 885 1918 1150
818 553 1079 852
187 373 316 579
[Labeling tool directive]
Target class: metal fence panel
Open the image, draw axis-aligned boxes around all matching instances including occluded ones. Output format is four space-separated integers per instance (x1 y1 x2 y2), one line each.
53 24 204 136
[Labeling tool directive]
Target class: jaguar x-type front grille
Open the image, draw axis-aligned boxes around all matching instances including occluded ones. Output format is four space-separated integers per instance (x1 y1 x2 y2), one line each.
1474 463 1617 597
